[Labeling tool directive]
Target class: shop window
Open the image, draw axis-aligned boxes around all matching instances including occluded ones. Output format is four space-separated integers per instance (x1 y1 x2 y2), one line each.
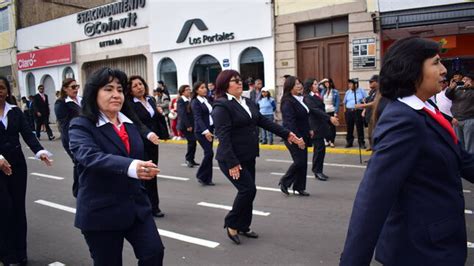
63 67 75 80
297 17 348 41
26 72 36 96
158 57 178 95
239 47 265 91
0 5 9 33
191 55 221 85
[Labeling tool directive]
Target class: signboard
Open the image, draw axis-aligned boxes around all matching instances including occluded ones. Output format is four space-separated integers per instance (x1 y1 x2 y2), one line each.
176 18 234 46
17 44 74 71
223 58 230 67
352 38 376 69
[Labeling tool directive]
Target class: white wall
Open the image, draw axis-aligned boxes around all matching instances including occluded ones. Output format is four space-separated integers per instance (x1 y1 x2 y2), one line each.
18 64 79 97
152 37 275 92
149 0 273 52
378 0 467 12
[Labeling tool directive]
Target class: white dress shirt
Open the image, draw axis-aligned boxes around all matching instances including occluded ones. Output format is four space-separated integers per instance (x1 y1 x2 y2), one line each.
227 93 252 118
398 94 436 114
197 95 213 134
65 95 82 107
134 97 155 117
293 95 310 113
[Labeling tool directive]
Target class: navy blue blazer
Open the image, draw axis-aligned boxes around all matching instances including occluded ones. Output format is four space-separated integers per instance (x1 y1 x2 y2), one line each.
212 97 290 168
54 99 81 155
280 96 310 140
0 106 43 166
303 94 330 139
340 100 474 266
191 97 213 134
69 116 152 231
130 97 169 140
177 97 193 132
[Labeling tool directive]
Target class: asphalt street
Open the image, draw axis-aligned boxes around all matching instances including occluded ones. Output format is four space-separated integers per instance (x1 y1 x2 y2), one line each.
13 138 474 265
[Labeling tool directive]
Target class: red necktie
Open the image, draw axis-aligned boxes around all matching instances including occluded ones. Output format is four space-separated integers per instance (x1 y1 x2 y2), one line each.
314 92 322 100
422 107 458 144
112 124 131 154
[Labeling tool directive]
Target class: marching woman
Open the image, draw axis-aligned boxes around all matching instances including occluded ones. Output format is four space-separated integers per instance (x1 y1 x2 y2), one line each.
127 75 167 218
191 81 215 186
69 68 164 265
0 76 52 265
212 69 304 245
177 85 198 168
340 37 474 265
54 78 82 197
279 76 311 196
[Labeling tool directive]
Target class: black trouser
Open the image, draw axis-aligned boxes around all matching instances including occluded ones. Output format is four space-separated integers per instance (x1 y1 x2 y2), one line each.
143 143 161 213
311 137 326 174
82 215 164 266
0 158 28 263
218 159 256 232
183 131 196 162
345 109 365 146
326 111 336 143
63 144 79 198
23 111 34 132
195 132 214 184
280 141 308 191
35 115 53 138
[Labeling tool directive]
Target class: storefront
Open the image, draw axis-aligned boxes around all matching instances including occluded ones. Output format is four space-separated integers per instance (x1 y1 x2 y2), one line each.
380 2 474 77
149 0 274 94
16 0 151 122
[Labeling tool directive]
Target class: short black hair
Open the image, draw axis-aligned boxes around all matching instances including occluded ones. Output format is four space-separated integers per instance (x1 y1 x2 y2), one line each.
303 78 316 95
191 81 205 99
0 76 16 105
81 67 134 124
379 37 440 100
127 75 149 100
282 76 301 101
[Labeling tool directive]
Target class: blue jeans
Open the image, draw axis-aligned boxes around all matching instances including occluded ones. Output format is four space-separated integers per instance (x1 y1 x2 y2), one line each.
455 118 474 154
260 114 274 144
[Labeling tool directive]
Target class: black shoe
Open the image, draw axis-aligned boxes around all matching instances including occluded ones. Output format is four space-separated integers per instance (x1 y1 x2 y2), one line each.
360 144 367 149
206 182 216 186
279 182 289 195
238 230 259 238
294 190 310 196
315 173 329 181
185 161 194 168
191 161 200 166
345 143 353 148
48 135 56 141
152 211 165 218
226 227 240 245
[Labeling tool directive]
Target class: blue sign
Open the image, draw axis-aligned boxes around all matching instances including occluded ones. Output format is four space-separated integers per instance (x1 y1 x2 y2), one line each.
223 59 230 67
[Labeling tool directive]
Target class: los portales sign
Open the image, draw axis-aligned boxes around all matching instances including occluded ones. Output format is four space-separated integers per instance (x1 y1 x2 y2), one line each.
176 18 235 46
77 0 146 37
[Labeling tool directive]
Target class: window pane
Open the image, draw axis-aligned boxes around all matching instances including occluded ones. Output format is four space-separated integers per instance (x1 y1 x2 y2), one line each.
333 18 348 34
315 21 331 37
297 24 314 40
0 8 9 32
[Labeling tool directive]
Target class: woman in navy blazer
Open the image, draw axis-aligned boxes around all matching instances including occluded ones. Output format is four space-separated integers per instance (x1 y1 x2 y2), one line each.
340 37 474 266
212 69 303 245
69 68 164 265
279 76 311 196
177 85 198 167
127 75 168 218
0 76 52 265
54 78 82 197
191 81 215 186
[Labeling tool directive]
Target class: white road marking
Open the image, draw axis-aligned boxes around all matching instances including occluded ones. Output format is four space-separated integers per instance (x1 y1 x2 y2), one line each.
270 172 312 178
28 157 36 160
49 262 65 266
256 186 283 192
157 174 189 181
31 173 65 180
464 190 471 193
468 242 474 248
466 209 473 215
35 200 220 248
213 167 220 170
158 229 219 248
197 202 270 216
265 159 366 169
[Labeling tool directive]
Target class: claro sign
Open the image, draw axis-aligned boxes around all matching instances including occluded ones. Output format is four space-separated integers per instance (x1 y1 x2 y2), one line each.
77 0 146 37
17 44 74 71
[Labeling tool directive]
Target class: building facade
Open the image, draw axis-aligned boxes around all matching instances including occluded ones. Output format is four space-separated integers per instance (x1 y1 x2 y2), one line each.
0 0 18 96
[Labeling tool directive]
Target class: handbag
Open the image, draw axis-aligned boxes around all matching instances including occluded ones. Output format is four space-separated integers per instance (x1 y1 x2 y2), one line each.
168 110 177 120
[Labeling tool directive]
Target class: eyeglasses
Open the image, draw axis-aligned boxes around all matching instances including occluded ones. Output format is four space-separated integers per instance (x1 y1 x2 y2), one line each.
230 78 242 83
69 85 80 89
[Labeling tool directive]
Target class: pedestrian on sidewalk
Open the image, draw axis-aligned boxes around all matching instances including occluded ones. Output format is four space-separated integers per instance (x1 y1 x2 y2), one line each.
177 84 198 168
69 68 164 265
341 37 474 266
0 76 53 265
212 69 303 245
257 87 276 145
32 84 55 140
343 79 366 148
319 78 340 148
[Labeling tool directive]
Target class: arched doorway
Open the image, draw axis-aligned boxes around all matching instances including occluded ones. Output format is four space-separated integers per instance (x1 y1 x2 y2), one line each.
158 58 178 95
239 47 264 90
40 75 56 122
26 72 36 96
63 67 75 80
191 55 221 85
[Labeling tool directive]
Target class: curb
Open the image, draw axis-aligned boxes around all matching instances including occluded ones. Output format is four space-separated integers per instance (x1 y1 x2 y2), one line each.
161 139 372 156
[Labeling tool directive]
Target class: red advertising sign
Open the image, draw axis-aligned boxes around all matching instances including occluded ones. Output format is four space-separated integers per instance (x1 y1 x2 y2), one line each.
17 44 74 71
